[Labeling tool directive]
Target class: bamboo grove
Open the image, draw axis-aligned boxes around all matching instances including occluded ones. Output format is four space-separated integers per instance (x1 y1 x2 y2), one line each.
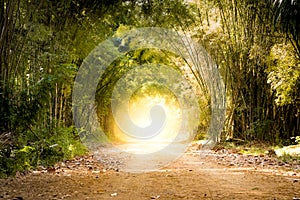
205 0 300 143
0 0 299 175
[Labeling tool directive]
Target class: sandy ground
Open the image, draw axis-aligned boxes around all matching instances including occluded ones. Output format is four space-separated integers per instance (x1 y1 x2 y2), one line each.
0 143 300 200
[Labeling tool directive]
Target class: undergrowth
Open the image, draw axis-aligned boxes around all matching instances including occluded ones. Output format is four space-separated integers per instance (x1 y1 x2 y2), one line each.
0 126 87 178
278 153 300 164
219 139 300 164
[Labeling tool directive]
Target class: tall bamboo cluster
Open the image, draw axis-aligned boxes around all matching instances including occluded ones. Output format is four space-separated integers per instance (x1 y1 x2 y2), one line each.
196 0 300 142
0 0 299 147
0 0 81 142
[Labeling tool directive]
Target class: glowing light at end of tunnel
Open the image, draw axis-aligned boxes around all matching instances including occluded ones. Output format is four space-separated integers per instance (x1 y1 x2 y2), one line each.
112 94 183 154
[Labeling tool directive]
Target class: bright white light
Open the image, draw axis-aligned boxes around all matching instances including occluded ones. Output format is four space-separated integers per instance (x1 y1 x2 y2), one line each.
112 95 182 154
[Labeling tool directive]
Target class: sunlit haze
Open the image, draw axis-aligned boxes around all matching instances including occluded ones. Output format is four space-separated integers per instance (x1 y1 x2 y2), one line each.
112 94 184 154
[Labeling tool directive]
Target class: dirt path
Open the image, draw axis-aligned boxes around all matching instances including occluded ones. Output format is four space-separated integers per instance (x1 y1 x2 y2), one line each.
1 144 300 200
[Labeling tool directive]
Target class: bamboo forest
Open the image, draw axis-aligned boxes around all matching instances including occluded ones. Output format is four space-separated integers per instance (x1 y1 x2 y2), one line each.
0 0 300 199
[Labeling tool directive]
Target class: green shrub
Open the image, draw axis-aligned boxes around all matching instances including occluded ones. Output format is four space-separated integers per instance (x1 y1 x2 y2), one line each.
0 125 87 177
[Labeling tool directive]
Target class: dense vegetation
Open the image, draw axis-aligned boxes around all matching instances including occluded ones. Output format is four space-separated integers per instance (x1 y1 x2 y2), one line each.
0 0 299 177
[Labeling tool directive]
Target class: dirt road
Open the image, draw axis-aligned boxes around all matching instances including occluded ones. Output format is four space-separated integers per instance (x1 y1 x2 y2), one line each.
0 143 300 200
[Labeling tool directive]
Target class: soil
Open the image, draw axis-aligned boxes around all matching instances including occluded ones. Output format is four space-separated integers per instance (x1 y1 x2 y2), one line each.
0 143 300 200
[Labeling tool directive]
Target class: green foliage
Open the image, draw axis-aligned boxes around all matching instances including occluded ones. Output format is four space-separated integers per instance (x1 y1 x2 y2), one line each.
0 0 200 177
47 126 87 161
94 31 211 140
0 126 87 177
267 43 300 106
191 0 300 142
272 0 300 57
1 0 300 176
